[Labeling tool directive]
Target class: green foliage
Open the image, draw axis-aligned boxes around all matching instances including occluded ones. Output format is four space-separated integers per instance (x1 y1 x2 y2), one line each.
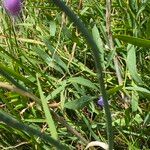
114 35 150 48
126 45 143 84
37 74 58 140
64 95 96 110
0 0 149 149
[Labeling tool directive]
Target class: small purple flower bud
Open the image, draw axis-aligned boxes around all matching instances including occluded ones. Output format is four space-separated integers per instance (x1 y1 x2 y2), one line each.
97 96 104 107
3 0 22 16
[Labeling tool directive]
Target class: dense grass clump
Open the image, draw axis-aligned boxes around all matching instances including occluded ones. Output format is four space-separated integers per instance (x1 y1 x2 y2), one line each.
0 0 150 149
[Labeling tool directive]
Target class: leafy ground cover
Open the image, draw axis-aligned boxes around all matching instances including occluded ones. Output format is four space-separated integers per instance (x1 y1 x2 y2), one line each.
0 0 150 149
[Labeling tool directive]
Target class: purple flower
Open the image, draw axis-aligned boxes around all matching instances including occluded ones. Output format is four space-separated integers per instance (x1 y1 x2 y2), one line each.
97 96 104 107
3 0 22 16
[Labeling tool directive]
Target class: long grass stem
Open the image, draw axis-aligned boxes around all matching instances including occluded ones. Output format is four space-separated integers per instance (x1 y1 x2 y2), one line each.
50 0 113 149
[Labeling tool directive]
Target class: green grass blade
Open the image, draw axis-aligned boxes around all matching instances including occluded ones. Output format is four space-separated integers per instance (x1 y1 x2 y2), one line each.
114 35 150 48
0 69 28 91
127 45 143 84
50 1 113 149
46 80 67 101
0 110 69 150
0 46 36 78
0 63 34 86
92 25 105 68
37 74 58 140
33 47 64 74
68 77 98 89
64 96 96 110
125 86 150 96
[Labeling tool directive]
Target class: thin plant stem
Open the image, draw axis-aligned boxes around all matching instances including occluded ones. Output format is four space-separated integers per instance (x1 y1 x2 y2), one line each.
106 0 124 99
50 0 113 149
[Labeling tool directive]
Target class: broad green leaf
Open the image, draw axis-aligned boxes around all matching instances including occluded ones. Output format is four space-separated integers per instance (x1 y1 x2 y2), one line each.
114 35 150 48
37 74 58 139
68 77 97 89
127 45 143 84
125 86 150 96
64 96 95 110
107 85 123 96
